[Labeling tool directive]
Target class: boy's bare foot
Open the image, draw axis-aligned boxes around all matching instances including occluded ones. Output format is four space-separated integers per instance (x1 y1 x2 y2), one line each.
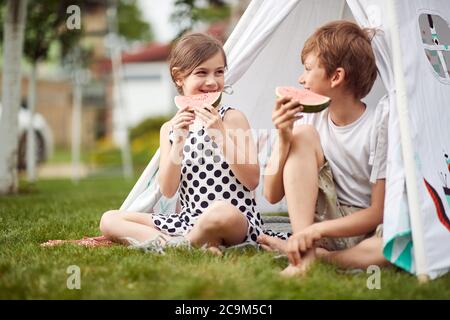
257 234 288 253
207 246 223 256
280 264 308 277
280 248 316 277
315 247 330 260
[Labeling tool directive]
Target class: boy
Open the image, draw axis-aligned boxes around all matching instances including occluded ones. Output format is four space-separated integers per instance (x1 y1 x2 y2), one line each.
258 21 390 276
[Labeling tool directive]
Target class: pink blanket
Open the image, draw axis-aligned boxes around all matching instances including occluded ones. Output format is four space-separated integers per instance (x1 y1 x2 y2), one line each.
41 236 115 247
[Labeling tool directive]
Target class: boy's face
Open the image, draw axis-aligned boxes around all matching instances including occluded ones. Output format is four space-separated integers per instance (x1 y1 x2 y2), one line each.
180 51 225 96
298 53 331 96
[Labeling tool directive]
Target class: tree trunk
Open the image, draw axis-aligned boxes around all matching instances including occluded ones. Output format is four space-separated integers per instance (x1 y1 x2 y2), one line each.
107 3 133 179
26 62 37 183
71 67 82 183
0 0 28 195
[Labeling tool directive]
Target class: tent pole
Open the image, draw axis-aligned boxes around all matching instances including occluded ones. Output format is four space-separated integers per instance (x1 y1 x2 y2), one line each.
339 0 347 19
387 0 429 283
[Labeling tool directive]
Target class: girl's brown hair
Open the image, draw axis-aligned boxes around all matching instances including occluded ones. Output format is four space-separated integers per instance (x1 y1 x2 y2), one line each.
169 33 227 94
301 20 378 99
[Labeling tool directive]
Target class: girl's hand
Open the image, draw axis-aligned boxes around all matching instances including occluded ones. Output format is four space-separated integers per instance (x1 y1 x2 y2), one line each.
194 104 225 133
272 97 303 144
170 106 195 144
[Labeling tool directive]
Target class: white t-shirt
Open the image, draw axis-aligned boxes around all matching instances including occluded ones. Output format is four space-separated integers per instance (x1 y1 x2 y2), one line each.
294 95 389 208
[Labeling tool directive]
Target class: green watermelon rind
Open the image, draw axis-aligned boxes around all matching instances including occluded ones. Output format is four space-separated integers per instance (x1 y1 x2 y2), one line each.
174 92 222 109
275 87 330 113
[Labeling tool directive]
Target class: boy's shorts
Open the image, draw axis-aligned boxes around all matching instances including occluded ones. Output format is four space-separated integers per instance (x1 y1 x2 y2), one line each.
314 161 383 251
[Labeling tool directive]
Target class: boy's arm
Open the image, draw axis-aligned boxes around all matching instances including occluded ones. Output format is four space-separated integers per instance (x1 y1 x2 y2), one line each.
263 97 302 203
263 135 290 203
285 179 385 262
317 179 385 238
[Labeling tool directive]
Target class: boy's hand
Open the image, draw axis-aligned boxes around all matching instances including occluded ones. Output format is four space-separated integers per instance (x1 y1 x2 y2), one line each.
287 224 322 266
272 96 303 144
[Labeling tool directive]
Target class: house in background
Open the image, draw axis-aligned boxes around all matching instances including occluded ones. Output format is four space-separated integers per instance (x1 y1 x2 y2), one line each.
120 42 176 127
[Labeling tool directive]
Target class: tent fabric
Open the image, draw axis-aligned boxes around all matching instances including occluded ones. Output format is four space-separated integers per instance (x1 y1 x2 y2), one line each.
350 0 450 279
382 0 450 279
120 0 450 279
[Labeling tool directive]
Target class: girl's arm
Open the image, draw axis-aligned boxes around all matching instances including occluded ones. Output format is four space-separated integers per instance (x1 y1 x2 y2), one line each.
221 109 260 191
158 122 183 198
159 106 195 197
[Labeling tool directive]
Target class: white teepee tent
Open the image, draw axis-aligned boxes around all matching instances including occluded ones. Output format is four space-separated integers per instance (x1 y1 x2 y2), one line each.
120 0 450 280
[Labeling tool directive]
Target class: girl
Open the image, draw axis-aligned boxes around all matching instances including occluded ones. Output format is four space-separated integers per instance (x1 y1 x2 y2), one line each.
99 33 287 253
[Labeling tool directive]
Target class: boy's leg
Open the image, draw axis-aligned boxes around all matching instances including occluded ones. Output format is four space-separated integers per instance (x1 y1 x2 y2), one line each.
259 125 325 275
316 236 389 269
99 210 168 244
185 201 248 248
283 125 325 232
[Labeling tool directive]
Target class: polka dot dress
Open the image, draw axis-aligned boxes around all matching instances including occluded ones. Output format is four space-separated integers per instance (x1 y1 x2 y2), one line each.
152 105 290 245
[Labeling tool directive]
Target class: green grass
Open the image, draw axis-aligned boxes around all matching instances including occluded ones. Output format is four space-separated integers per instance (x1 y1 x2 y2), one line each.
1 177 449 299
48 147 91 164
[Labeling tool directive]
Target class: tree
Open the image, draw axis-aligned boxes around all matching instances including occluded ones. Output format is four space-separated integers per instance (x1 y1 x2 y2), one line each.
171 0 231 37
117 0 153 42
21 0 83 182
0 0 27 194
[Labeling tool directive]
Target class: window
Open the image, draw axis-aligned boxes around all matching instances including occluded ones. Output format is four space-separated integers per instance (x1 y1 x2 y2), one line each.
419 13 450 81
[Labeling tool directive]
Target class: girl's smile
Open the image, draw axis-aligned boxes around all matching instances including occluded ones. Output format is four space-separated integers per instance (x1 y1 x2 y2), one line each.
179 51 225 96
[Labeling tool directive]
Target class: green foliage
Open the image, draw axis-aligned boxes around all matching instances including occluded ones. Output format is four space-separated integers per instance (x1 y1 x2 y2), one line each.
117 0 153 42
0 0 152 63
90 115 170 168
171 0 231 36
22 0 83 63
129 115 170 140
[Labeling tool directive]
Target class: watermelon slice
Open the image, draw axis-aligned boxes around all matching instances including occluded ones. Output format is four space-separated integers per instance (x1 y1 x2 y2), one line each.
275 87 330 113
174 91 222 109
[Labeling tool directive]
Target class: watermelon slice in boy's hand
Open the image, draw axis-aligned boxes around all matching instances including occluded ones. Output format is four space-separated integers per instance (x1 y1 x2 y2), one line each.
275 86 330 113
174 91 222 110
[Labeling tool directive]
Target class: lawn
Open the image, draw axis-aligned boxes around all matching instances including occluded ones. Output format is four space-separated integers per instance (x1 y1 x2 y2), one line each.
0 177 449 299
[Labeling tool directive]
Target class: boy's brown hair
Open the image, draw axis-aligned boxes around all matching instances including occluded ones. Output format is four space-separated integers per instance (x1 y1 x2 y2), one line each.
301 20 378 99
169 33 227 94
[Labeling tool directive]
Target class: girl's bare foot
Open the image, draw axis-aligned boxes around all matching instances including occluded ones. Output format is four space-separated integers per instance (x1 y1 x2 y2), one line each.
257 234 288 253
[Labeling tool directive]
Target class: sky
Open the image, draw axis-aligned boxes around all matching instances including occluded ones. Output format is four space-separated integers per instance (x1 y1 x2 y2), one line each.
137 0 178 43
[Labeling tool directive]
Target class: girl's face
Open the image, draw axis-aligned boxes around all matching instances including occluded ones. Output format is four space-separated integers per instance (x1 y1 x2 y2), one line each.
298 53 331 96
178 51 225 96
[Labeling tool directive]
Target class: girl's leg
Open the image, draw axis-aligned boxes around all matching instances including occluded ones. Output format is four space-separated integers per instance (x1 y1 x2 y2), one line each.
316 236 389 269
185 201 249 248
99 210 169 245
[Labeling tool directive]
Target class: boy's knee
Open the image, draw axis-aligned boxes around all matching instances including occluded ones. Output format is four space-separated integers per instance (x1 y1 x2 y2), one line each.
357 237 389 266
292 125 324 165
99 210 119 237
292 125 320 142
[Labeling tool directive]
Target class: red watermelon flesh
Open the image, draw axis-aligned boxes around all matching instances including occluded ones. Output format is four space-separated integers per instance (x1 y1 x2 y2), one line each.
174 91 222 109
275 86 330 113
